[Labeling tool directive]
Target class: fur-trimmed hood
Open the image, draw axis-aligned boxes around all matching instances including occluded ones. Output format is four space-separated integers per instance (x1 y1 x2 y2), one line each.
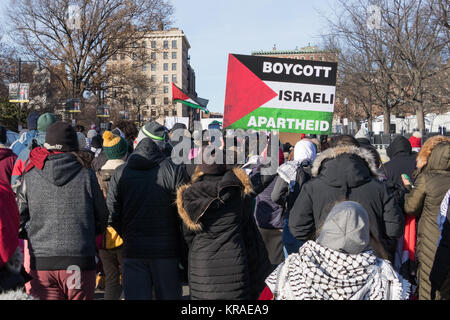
176 167 253 232
416 136 450 171
311 145 380 188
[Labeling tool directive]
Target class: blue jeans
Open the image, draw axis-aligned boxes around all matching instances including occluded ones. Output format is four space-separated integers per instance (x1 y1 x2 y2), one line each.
122 257 181 300
282 218 304 258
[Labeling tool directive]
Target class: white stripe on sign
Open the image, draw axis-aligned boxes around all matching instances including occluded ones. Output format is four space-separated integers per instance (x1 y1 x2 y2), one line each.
260 81 336 112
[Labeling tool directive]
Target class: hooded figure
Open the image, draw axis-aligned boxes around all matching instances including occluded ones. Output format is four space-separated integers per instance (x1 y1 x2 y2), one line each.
271 140 317 256
16 122 109 300
384 135 417 189
264 201 410 300
176 159 271 300
106 132 189 300
404 136 450 300
289 143 404 262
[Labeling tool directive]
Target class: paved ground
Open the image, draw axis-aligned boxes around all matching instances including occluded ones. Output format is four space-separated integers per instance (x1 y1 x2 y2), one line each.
94 285 190 300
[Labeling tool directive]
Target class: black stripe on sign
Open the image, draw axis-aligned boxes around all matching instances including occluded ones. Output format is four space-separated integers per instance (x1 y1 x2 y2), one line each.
232 54 337 86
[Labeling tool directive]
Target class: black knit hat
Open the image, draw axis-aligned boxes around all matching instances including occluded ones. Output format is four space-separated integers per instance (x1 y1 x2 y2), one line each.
44 122 79 152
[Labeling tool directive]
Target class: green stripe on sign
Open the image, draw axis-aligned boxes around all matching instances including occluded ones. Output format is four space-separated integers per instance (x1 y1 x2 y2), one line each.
227 107 333 134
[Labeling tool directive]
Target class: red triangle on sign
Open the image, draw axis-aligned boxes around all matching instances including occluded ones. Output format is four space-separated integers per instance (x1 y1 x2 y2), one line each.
223 54 278 128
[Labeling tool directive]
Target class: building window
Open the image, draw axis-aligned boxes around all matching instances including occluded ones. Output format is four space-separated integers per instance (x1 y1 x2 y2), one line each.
151 109 156 116
151 41 156 48
112 54 117 60
120 54 125 60
164 97 169 105
133 42 138 48
164 110 169 116
163 63 168 71
151 75 156 82
132 53 137 61
151 63 156 71
151 86 156 94
151 98 156 105
310 56 314 60
163 40 169 49
163 52 169 59
172 40 177 48
163 74 169 83
172 63 176 71
172 52 177 59
164 86 169 94
151 52 156 60
142 41 146 48
172 109 177 116
172 74 177 83
142 64 147 72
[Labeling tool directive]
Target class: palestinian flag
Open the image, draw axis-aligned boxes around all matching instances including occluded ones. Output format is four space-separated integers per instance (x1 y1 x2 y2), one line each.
172 83 209 114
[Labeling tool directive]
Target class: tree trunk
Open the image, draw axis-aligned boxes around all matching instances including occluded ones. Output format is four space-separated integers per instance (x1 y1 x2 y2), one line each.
383 108 391 134
367 115 373 134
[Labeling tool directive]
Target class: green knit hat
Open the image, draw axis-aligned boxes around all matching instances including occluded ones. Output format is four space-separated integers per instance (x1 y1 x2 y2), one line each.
103 131 128 160
37 113 56 132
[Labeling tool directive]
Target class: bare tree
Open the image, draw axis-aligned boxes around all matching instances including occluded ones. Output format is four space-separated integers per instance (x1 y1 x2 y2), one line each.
323 0 407 134
382 0 449 134
7 0 173 106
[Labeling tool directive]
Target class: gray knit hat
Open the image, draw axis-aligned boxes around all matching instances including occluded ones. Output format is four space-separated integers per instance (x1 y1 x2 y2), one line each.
316 201 371 254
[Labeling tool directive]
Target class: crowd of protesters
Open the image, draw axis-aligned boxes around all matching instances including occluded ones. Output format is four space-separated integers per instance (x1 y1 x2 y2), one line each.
0 111 449 301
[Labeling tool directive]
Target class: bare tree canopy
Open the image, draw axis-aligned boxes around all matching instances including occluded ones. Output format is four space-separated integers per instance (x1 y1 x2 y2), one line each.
323 0 449 134
8 0 174 98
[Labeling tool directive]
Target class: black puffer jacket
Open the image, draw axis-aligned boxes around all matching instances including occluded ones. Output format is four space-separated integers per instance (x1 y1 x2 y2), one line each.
176 166 271 300
107 138 189 259
289 145 404 261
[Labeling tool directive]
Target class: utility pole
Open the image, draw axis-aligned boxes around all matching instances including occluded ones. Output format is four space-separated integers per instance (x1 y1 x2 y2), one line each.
17 58 22 132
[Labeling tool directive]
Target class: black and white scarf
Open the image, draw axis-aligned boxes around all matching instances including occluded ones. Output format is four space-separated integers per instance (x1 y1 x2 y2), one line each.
266 241 410 300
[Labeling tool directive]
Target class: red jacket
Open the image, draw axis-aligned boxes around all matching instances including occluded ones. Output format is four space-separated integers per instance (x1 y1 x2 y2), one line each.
0 181 20 267
0 147 17 186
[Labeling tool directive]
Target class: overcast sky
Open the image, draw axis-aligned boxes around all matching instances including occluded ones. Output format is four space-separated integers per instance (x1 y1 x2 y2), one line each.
0 0 336 113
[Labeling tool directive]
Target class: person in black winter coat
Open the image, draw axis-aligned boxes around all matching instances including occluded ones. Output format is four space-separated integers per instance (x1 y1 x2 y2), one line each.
176 156 271 300
289 135 404 262
107 122 189 300
383 135 417 198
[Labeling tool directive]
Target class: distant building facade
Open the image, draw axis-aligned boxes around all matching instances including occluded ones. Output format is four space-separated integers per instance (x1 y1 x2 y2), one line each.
107 27 196 123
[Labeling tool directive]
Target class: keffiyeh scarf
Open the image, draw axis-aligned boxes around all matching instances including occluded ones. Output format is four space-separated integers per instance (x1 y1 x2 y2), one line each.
266 241 410 300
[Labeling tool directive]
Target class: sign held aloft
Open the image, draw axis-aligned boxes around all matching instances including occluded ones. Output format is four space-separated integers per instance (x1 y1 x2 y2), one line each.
223 54 337 134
